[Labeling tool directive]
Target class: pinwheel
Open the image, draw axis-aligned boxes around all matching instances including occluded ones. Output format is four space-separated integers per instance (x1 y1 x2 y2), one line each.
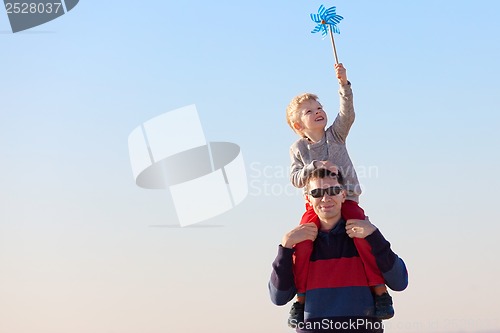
310 4 343 64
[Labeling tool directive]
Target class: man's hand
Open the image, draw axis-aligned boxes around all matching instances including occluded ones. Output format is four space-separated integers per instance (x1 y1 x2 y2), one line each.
345 217 377 239
335 63 348 86
281 223 318 249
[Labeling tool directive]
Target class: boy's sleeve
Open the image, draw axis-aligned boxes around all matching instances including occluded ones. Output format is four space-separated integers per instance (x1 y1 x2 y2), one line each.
269 245 297 306
329 82 355 143
365 229 409 292
289 144 316 188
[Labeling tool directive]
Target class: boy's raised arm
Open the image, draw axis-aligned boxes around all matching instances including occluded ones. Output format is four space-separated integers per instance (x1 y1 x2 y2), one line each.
329 63 355 143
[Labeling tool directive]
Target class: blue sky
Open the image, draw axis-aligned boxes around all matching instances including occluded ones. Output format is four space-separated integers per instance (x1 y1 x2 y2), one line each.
1 1 500 332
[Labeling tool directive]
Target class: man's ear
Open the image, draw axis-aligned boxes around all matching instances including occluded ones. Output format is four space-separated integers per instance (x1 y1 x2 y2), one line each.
340 190 346 203
293 122 302 131
304 191 311 204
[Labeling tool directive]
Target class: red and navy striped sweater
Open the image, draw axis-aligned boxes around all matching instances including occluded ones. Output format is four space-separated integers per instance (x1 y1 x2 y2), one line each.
269 219 408 332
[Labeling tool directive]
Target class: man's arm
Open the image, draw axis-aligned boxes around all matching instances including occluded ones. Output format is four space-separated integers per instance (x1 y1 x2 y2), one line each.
346 218 409 291
269 224 318 305
268 245 297 306
365 229 408 291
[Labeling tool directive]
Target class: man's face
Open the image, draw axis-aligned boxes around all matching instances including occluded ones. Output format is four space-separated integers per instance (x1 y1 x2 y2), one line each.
307 176 345 221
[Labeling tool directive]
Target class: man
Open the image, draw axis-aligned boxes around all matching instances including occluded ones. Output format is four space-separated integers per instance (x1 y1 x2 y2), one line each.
268 168 408 332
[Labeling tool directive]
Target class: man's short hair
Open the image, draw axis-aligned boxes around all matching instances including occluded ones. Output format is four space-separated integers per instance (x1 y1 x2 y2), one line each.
306 168 345 191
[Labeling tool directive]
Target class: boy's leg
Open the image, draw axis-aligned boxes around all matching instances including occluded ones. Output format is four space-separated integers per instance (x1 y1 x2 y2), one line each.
289 204 319 327
341 200 394 319
293 203 320 298
353 238 394 319
341 200 385 286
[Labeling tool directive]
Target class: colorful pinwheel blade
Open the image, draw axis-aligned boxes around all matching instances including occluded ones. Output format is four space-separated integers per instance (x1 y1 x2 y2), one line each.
309 4 343 35
326 15 343 25
324 6 337 18
310 13 322 23
318 4 326 17
311 24 329 37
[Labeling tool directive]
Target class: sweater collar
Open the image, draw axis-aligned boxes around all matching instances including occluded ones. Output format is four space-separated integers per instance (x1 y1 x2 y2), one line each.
318 218 346 237
304 133 326 148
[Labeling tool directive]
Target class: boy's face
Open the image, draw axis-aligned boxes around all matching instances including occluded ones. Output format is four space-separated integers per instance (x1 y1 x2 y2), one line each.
295 99 327 133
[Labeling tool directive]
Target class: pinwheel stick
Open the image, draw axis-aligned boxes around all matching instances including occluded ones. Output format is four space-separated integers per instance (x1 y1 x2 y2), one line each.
328 26 339 64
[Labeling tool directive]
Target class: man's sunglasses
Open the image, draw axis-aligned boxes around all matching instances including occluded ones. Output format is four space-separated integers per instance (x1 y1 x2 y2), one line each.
309 186 343 198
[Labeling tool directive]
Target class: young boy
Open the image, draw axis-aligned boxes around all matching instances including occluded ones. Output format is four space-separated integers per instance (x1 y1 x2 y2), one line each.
285 63 394 326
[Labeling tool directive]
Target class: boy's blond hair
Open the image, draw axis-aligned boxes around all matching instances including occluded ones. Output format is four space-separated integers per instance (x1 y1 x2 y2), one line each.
286 93 320 136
